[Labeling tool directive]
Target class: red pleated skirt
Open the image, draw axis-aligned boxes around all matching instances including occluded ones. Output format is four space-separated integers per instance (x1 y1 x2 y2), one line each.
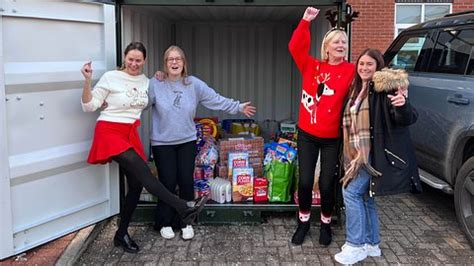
87 120 146 164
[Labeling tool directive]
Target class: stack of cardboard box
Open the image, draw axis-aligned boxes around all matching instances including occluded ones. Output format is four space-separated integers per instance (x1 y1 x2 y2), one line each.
217 136 264 178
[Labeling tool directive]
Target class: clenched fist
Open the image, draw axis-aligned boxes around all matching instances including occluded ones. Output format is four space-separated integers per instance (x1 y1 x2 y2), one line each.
303 7 319 22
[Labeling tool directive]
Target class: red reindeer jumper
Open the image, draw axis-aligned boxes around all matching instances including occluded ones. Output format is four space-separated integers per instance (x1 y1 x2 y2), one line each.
289 19 355 138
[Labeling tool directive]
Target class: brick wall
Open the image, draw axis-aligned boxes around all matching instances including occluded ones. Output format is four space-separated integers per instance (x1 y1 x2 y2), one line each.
452 0 474 13
346 0 474 62
346 0 395 62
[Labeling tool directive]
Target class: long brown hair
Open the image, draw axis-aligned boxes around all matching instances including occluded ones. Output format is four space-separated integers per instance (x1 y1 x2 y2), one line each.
163 45 190 85
348 48 385 106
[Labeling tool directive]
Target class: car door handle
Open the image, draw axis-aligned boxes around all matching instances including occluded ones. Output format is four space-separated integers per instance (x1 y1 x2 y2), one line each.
447 94 470 105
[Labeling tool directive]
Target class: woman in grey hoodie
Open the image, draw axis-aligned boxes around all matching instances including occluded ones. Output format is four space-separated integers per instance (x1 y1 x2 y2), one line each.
149 45 256 240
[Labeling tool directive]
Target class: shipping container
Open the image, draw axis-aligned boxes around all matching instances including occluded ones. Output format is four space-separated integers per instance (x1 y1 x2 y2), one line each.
0 0 348 259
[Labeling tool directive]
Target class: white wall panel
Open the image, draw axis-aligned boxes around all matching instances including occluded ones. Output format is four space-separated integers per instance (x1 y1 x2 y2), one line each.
10 164 108 231
0 2 118 259
1 1 104 23
6 89 97 155
3 17 104 63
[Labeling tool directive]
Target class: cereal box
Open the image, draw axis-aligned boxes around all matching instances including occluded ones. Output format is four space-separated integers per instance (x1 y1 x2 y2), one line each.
232 168 254 202
227 152 249 179
217 162 263 180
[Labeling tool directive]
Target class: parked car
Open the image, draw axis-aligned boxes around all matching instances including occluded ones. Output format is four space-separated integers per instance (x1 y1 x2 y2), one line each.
384 11 474 245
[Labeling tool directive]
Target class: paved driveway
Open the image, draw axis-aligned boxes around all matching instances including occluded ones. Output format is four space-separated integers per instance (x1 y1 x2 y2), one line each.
78 185 473 265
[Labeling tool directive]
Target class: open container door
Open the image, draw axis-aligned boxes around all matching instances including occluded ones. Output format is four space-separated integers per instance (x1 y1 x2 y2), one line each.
117 0 348 223
0 0 118 259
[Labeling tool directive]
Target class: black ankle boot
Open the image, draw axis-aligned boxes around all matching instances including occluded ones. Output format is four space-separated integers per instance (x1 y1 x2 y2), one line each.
319 222 332 246
291 220 310 245
114 233 139 253
180 196 209 224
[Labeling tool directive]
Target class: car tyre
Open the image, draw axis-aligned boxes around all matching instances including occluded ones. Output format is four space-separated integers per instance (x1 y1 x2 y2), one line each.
454 157 474 246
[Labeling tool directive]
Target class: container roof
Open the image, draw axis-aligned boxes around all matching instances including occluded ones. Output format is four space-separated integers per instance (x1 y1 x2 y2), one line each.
125 5 337 23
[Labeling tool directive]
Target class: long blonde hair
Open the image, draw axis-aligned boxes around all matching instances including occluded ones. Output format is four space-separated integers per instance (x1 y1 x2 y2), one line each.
320 29 348 61
163 45 190 85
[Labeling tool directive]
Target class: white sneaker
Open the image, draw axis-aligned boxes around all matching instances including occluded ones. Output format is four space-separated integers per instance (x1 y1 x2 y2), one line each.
181 225 194 240
365 243 381 257
160 226 175 239
335 244 367 264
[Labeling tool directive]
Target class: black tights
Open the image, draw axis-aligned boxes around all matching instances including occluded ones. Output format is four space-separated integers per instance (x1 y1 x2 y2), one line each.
297 129 340 217
112 149 187 237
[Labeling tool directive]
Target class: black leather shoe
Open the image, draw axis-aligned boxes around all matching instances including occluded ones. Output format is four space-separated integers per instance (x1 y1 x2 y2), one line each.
114 233 139 253
181 196 209 224
291 220 310 245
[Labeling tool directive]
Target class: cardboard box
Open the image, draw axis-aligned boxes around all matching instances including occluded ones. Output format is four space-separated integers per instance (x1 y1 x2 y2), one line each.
219 136 264 162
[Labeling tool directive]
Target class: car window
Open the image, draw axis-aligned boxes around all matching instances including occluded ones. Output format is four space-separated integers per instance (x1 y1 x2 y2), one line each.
386 33 430 71
468 48 474 75
428 29 474 75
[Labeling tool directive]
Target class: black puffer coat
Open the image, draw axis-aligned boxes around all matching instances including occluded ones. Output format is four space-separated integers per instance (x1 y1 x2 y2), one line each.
368 81 422 196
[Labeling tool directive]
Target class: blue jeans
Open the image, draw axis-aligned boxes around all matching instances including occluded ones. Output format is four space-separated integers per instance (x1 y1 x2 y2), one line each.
342 168 381 247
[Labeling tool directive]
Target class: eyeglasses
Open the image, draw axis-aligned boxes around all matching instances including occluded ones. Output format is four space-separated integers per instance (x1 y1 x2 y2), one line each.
166 57 183 63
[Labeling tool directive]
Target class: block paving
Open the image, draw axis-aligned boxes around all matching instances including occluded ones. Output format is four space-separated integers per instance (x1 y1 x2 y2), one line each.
78 186 474 265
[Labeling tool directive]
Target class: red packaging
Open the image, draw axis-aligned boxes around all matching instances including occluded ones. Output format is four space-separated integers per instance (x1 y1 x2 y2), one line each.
294 189 321 205
253 177 268 202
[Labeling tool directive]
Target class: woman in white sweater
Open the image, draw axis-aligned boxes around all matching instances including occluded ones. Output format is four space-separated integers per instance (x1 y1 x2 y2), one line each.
81 42 207 253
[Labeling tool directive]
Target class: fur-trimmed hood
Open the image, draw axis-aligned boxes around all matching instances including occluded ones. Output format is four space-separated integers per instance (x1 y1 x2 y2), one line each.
372 68 409 93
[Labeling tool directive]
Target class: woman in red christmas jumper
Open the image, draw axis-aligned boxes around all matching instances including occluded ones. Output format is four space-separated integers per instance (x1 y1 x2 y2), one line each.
81 42 207 253
289 7 355 246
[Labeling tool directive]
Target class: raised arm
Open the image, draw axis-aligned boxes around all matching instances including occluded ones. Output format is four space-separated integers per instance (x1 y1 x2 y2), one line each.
80 62 110 112
81 61 93 104
196 78 255 117
288 7 319 72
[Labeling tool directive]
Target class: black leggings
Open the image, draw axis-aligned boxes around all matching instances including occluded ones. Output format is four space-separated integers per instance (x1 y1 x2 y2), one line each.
297 129 340 217
112 149 187 237
152 141 196 229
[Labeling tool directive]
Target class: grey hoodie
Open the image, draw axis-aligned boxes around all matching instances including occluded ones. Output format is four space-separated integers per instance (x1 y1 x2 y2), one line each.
149 76 243 145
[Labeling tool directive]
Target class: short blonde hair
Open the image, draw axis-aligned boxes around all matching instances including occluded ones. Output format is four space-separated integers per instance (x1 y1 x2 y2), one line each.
320 29 348 61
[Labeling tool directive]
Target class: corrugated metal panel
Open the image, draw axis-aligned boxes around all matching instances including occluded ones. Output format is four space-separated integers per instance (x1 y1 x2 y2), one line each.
123 5 333 128
175 12 331 122
128 5 317 22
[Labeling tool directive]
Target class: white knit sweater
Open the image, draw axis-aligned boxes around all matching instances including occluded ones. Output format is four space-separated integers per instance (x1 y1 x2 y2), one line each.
81 70 149 123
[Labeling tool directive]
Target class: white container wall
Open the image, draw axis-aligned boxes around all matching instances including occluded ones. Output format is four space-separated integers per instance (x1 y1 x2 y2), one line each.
0 1 118 259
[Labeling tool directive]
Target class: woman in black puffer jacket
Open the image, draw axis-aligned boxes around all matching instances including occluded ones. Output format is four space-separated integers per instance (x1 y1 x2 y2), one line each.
334 48 422 265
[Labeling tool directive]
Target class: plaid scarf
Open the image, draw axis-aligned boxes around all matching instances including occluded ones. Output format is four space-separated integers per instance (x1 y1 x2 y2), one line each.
341 87 381 187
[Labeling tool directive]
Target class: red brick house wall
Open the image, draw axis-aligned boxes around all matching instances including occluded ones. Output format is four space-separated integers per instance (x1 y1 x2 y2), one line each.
347 0 474 62
452 0 474 12
346 0 395 62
